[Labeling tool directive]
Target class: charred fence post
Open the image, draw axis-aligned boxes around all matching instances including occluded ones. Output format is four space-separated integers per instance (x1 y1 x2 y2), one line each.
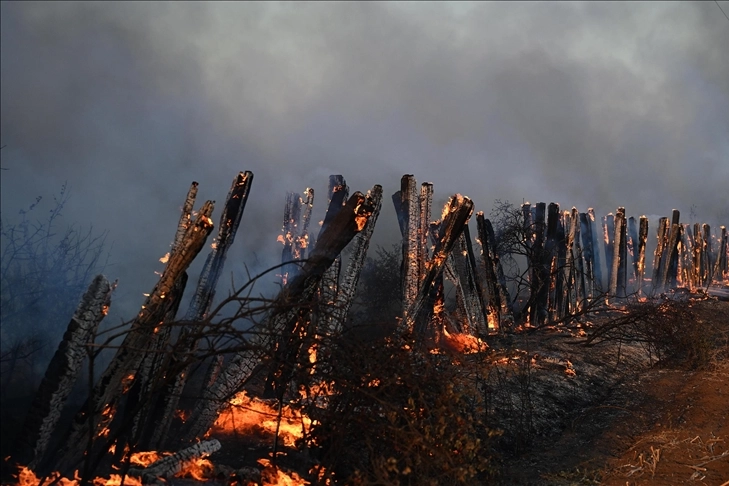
588 209 604 294
679 224 693 288
702 224 712 286
651 217 670 296
145 172 253 450
398 175 421 326
318 176 348 334
476 213 502 332
545 203 560 321
609 208 627 299
571 209 587 312
530 203 547 326
16 275 113 470
329 185 383 333
406 195 474 334
579 213 594 301
637 216 649 297
628 216 639 288
553 209 567 320
50 198 215 475
603 213 615 290
447 226 488 336
182 191 375 442
658 210 681 291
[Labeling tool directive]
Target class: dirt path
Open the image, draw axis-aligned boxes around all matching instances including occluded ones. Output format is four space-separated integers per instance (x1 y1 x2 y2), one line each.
498 299 729 486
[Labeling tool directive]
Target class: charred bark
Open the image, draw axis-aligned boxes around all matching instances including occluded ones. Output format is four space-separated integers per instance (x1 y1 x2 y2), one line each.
183 191 375 441
651 217 670 296
603 213 615 290
49 200 215 475
16 275 113 469
579 213 594 300
329 185 383 333
637 216 648 297
530 203 547 326
407 195 474 334
128 439 221 483
588 209 604 294
628 216 639 285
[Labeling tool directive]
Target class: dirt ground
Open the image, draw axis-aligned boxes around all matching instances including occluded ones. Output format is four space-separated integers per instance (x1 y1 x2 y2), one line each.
500 298 729 486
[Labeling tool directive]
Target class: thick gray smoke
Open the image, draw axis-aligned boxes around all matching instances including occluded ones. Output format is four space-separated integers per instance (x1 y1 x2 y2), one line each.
1 2 727 320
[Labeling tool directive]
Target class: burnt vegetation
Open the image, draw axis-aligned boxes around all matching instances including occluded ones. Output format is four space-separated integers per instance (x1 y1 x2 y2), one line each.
1 173 728 485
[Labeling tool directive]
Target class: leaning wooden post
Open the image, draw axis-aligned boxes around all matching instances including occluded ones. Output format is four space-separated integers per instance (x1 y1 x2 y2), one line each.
146 171 253 449
406 195 474 333
16 275 113 470
329 185 384 333
50 199 215 475
609 207 627 299
476 213 502 332
182 191 376 442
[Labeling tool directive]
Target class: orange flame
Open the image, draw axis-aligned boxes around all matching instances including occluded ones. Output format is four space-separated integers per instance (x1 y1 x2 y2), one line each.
211 391 311 447
258 459 310 486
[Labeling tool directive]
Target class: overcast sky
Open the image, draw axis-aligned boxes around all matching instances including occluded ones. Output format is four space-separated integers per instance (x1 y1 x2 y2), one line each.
1 1 728 318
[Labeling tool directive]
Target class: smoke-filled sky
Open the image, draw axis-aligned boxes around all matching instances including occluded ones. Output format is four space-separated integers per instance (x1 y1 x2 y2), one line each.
1 1 728 318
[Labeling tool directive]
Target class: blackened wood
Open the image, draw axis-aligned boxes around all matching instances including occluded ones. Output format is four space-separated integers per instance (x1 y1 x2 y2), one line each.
637 216 648 297
329 185 383 333
447 226 488 336
128 439 221 482
651 217 669 296
530 203 547 326
667 210 681 289
17 275 112 469
319 177 348 333
476 213 501 331
579 213 594 300
399 175 420 321
554 211 567 319
406 195 474 333
603 213 615 290
544 203 560 320
628 216 639 284
50 201 215 474
173 182 199 253
588 209 604 293
702 224 712 286
183 191 375 441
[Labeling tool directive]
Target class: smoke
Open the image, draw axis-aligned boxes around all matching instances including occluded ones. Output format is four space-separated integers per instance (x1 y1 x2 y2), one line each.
1 1 727 320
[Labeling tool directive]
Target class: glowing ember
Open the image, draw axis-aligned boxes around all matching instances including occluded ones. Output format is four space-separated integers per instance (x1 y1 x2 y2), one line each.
258 459 310 486
441 327 486 354
211 391 311 447
159 252 170 264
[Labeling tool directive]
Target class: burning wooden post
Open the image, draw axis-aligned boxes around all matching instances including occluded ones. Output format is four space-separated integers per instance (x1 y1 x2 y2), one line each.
603 213 615 290
530 203 547 326
636 216 649 297
50 196 216 474
552 209 567 320
145 172 253 449
447 226 488 336
678 224 693 288
406 195 474 333
609 207 627 299
651 217 670 296
628 216 639 286
692 223 702 288
588 209 604 294
318 176 348 333
658 210 682 291
702 224 712 286
396 175 421 323
328 185 384 333
565 208 584 314
16 275 113 470
476 213 502 331
579 213 594 300
182 191 376 442
544 203 560 320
